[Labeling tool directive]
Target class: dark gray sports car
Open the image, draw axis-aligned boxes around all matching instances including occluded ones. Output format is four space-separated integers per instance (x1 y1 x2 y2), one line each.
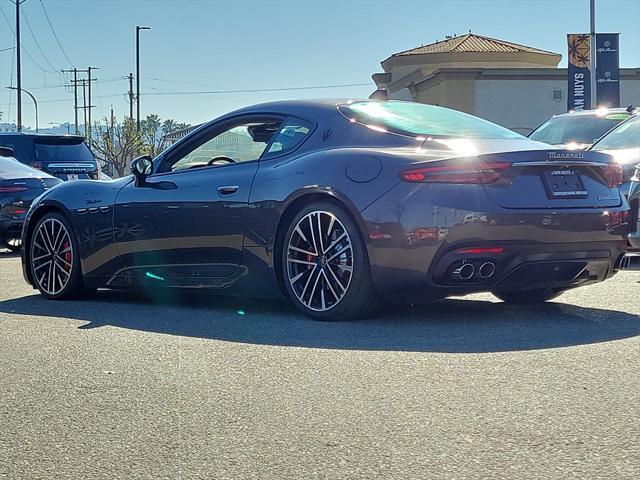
20 100 629 320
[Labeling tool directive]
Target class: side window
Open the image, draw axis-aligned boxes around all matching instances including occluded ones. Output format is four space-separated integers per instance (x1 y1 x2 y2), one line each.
169 120 281 172
264 118 313 157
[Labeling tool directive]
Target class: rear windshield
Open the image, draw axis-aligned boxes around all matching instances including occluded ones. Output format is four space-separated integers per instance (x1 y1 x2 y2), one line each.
0 157 42 175
529 113 628 145
35 141 95 163
338 101 522 139
592 115 640 150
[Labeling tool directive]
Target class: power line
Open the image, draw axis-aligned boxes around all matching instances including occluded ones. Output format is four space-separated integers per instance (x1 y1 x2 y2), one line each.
21 6 59 72
4 82 374 106
22 77 123 90
142 83 373 96
39 0 74 68
0 2 54 74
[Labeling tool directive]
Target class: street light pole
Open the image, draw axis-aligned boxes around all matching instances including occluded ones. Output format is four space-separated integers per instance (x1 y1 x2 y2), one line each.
135 26 150 131
590 0 597 108
15 0 23 131
7 86 37 132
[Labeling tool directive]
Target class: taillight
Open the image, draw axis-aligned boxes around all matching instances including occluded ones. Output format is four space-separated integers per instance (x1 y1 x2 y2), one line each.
400 161 512 184
456 246 505 255
0 185 29 193
601 163 624 188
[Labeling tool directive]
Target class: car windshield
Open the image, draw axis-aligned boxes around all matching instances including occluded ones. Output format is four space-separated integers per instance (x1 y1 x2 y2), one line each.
338 101 523 139
591 115 640 150
529 113 629 145
35 140 95 162
0 157 42 176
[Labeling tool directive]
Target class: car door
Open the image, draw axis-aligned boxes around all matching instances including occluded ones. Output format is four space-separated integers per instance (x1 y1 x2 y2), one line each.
113 115 283 283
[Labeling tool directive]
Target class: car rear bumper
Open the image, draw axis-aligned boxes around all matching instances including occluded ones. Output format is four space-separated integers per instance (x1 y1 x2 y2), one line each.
0 215 24 246
361 183 629 302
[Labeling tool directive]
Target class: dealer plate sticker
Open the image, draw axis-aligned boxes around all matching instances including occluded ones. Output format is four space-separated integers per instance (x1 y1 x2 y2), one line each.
542 169 588 199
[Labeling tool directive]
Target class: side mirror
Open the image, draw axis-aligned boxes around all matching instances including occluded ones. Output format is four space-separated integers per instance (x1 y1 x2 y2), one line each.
0 146 15 158
131 155 153 187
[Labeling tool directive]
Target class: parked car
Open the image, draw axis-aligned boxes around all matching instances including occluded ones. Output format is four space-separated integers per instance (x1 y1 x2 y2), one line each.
0 133 99 181
19 100 629 320
629 164 640 250
528 107 635 150
590 113 640 197
0 147 61 251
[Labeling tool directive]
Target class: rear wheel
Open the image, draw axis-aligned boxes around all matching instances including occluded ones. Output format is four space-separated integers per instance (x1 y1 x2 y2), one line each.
493 289 563 304
281 201 378 321
29 213 87 299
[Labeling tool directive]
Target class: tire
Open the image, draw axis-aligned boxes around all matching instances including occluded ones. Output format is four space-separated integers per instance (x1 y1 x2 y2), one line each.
493 288 564 304
281 201 379 321
29 212 88 300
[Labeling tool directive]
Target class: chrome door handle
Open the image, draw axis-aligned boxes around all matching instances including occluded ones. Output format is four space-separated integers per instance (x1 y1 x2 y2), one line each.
218 185 239 195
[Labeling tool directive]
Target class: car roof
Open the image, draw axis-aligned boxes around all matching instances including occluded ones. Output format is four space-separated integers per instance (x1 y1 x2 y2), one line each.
0 132 85 141
551 107 636 118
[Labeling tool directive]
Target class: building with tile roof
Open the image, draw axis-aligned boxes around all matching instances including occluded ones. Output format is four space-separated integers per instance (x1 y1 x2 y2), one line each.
372 33 639 134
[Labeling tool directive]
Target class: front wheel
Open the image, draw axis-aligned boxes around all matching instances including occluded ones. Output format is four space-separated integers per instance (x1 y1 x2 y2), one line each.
29 212 87 299
492 289 564 304
281 201 378 321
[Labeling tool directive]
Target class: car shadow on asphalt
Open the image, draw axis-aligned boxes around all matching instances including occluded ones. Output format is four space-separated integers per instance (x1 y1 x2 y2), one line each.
1 289 638 353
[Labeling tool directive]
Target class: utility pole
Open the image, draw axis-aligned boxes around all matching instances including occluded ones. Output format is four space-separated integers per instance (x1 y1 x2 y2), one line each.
136 26 150 131
62 68 79 134
81 79 87 138
87 67 98 141
126 73 134 121
590 0 597 108
14 0 24 131
110 105 115 144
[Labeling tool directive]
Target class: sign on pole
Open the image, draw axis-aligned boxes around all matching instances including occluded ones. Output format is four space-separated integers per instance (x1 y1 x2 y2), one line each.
567 34 592 110
595 33 620 108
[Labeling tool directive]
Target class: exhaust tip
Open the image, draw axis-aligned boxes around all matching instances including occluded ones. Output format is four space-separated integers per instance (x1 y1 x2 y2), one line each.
479 262 496 279
457 263 475 280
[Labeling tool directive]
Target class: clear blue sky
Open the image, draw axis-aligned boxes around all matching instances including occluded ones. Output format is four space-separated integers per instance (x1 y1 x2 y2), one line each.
1 0 639 129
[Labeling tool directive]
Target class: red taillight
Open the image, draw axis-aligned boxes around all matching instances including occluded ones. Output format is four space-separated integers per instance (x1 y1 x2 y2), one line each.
601 163 624 188
13 209 27 215
456 247 505 255
0 186 29 193
400 161 512 184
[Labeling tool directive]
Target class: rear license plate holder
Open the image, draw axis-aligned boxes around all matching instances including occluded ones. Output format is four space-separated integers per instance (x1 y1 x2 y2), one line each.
542 169 587 199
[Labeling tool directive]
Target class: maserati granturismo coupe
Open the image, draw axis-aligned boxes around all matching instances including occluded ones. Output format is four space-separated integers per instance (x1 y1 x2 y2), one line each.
20 100 629 320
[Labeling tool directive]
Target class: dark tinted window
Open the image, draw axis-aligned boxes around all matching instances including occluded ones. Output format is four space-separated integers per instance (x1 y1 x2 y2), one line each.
529 112 629 146
35 141 95 163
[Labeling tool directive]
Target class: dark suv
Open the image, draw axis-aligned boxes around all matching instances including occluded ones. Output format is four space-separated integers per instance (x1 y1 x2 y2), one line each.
0 133 98 181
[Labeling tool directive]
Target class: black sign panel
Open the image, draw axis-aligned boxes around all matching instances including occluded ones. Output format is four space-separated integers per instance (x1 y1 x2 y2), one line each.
596 33 620 108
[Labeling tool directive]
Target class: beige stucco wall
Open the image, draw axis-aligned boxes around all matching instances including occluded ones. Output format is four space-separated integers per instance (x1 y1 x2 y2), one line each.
415 78 476 114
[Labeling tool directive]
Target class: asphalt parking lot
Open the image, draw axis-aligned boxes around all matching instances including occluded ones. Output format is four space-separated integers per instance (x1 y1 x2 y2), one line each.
1 252 638 479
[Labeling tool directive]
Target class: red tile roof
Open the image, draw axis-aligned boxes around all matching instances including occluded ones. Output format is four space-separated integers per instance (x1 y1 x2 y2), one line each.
393 33 559 57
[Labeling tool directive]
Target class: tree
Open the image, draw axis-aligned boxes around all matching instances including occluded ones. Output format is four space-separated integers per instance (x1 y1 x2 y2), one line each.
140 114 191 158
90 116 143 178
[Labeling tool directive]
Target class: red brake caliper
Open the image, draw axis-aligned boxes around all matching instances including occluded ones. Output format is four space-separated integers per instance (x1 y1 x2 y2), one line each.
63 241 72 270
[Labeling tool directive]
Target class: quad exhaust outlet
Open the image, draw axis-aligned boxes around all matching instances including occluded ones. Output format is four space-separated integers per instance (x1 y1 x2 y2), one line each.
479 262 496 279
